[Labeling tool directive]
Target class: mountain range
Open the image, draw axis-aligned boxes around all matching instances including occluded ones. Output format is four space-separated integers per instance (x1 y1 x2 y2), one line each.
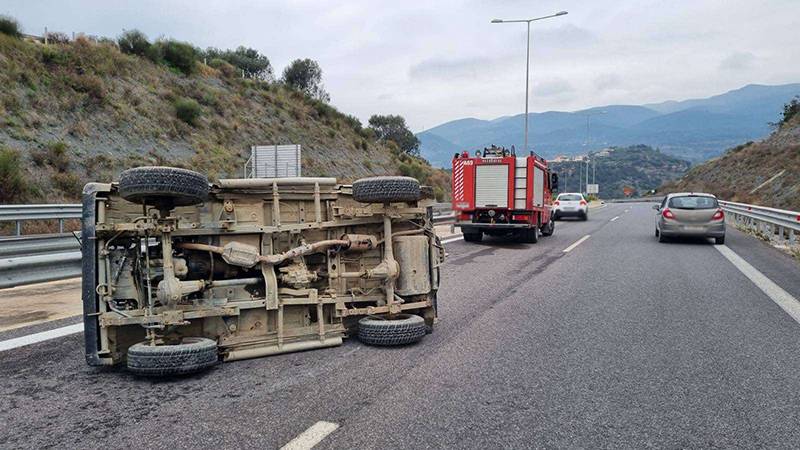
417 83 800 167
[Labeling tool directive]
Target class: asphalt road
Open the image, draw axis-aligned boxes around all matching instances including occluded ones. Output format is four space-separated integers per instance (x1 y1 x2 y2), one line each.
2 203 800 449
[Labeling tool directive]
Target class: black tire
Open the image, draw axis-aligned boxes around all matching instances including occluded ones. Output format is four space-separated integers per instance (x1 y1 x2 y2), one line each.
581 212 589 221
118 166 209 207
541 217 555 236
715 235 725 245
521 227 539 243
357 314 426 346
463 231 482 242
655 228 659 237
352 176 420 203
127 337 218 377
658 232 668 243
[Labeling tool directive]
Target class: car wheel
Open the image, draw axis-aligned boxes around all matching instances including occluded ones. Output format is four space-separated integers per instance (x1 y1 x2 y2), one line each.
127 337 218 377
118 166 209 207
357 314 426 346
715 235 725 245
655 228 659 237
658 232 668 243
352 176 420 203
582 212 588 221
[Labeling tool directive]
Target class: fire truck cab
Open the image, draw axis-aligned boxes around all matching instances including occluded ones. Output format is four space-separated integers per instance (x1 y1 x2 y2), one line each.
451 145 558 243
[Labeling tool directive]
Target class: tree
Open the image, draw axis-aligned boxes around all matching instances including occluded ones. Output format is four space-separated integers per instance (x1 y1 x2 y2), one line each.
368 115 420 156
0 15 22 38
205 46 273 80
117 29 151 56
281 58 330 102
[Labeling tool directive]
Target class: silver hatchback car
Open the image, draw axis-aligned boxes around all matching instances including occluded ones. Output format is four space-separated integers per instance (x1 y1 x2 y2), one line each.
654 193 726 244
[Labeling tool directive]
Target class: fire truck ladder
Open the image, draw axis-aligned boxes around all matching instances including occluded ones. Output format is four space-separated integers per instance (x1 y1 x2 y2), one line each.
514 157 528 210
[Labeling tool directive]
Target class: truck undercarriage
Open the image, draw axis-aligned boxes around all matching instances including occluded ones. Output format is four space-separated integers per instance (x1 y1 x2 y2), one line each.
82 167 442 376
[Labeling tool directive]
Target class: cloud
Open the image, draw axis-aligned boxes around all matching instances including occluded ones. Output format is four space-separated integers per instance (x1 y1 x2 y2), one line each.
533 79 573 97
594 73 623 91
719 51 756 71
408 56 505 81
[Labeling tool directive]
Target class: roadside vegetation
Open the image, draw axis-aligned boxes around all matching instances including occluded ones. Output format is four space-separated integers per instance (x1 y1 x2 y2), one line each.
0 16 450 203
661 97 800 211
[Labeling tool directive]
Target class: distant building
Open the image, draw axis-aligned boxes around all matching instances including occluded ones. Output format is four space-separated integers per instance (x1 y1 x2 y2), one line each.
550 155 571 163
594 148 612 158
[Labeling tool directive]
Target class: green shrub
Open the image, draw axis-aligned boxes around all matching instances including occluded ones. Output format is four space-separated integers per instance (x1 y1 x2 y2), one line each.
71 74 107 102
33 141 71 170
51 171 83 196
174 98 202 125
158 40 199 75
117 29 150 56
41 46 68 65
0 147 30 202
0 15 22 38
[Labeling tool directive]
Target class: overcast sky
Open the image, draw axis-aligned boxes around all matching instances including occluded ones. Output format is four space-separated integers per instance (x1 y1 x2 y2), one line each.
4 0 799 131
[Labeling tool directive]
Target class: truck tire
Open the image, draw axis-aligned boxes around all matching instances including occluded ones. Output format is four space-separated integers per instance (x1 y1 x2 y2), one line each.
352 176 420 203
541 217 555 236
357 314 426 346
521 227 539 243
118 166 209 207
127 337 218 377
463 231 482 242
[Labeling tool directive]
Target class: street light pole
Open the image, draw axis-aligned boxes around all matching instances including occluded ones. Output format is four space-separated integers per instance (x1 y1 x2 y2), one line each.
492 11 567 154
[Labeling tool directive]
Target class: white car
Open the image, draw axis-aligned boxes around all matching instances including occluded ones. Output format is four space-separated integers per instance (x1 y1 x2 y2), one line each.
553 193 589 220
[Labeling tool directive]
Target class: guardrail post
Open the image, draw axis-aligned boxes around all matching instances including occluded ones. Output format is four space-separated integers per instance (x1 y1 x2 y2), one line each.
59 219 64 234
15 220 21 236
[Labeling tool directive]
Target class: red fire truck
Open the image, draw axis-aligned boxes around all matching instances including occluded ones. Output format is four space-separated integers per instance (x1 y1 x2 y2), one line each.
451 145 558 243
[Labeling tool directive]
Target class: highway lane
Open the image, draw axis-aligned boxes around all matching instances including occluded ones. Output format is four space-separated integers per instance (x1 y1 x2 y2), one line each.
2 203 800 448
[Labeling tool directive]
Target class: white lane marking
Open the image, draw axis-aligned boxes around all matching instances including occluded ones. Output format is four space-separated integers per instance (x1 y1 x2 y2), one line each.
610 216 620 222
281 421 340 450
0 323 83 352
563 234 590 253
441 235 464 244
715 245 800 324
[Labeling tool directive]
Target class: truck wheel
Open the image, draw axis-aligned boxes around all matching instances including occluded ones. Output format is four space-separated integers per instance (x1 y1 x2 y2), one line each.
357 314 426 346
352 176 420 203
463 231 482 242
119 166 209 207
541 217 555 236
521 227 539 243
127 337 218 377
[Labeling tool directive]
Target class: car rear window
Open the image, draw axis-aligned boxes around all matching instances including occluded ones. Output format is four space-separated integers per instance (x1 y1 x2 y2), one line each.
668 196 718 209
558 194 582 201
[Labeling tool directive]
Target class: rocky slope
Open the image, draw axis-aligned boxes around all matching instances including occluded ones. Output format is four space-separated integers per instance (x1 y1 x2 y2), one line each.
0 33 446 203
660 115 800 210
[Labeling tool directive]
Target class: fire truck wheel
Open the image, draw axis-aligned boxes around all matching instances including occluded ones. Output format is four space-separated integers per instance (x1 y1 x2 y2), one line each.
119 166 209 207
352 176 421 203
541 217 555 236
127 337 218 377
357 314 426 346
521 227 539 243
463 231 482 242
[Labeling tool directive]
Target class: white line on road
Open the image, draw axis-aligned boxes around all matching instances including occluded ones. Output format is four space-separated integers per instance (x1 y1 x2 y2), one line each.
610 216 620 222
441 235 464 244
0 323 83 352
281 421 340 450
563 235 590 253
715 245 800 324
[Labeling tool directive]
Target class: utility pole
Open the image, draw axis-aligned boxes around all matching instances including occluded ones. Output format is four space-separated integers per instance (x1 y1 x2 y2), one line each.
492 11 568 153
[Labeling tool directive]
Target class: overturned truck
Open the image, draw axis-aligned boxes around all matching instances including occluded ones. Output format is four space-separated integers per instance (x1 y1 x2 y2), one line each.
81 167 442 376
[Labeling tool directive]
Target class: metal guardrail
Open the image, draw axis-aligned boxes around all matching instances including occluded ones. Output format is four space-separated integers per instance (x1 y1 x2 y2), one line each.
719 200 799 244
0 204 83 288
0 204 82 235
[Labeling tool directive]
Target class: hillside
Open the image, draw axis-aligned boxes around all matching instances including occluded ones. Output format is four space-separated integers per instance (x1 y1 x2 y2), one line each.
660 113 800 211
550 145 691 199
419 83 800 166
0 33 447 203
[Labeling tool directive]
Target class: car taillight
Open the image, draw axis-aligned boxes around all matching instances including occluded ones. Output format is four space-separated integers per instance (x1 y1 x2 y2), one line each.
579 200 587 206
662 208 675 219
554 200 560 206
712 209 724 221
